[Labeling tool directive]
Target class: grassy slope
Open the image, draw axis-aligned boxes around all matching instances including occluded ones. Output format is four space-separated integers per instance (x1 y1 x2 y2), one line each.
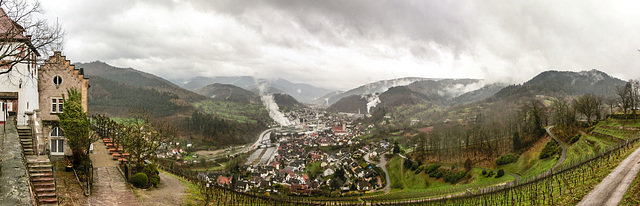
622 169 640 205
376 156 513 200
500 136 558 178
192 100 269 124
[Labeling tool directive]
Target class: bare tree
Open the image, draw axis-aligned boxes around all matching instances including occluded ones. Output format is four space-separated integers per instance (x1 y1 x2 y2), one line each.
573 93 603 124
122 113 176 171
0 0 63 75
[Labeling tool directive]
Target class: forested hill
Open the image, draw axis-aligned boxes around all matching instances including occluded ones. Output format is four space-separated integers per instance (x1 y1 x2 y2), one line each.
77 61 207 102
88 76 193 117
193 83 261 104
273 93 308 111
494 69 626 99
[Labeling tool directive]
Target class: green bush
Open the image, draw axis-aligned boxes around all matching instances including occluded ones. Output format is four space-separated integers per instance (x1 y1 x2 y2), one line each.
132 172 149 188
143 164 161 187
414 165 424 174
424 164 441 175
404 159 413 169
496 169 505 178
539 140 560 159
485 171 495 177
444 170 467 183
570 134 581 144
496 154 518 165
481 170 487 176
411 164 419 171
429 169 445 179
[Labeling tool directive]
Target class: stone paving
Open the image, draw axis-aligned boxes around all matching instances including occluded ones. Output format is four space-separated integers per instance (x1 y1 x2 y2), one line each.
0 117 33 206
87 138 141 206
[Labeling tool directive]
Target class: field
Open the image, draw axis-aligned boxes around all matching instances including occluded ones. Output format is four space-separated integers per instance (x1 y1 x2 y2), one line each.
192 100 269 123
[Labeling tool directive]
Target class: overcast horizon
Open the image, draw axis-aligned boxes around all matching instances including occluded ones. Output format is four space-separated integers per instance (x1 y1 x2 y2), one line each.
40 0 640 90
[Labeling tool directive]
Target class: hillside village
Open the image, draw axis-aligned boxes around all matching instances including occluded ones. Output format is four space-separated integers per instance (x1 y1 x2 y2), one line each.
2 1 640 206
197 109 392 195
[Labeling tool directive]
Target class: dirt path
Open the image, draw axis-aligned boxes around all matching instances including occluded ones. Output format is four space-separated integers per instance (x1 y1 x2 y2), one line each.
577 145 640 205
547 126 567 171
134 171 187 206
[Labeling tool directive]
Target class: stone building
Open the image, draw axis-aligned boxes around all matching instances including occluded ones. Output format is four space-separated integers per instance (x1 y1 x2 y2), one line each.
0 8 40 125
38 51 88 155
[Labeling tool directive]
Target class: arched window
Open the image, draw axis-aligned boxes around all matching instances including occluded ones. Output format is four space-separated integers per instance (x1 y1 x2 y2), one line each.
51 127 64 137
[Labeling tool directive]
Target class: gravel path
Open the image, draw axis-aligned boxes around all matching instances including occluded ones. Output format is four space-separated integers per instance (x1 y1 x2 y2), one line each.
547 126 567 171
577 145 640 205
134 171 187 206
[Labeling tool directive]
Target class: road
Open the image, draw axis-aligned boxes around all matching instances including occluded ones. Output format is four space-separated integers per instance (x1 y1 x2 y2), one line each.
244 129 277 166
364 152 391 194
577 144 640 205
547 126 567 171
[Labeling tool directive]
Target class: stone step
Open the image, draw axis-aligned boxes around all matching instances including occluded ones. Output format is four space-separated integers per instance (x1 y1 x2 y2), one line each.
35 187 56 192
36 191 56 197
29 168 53 173
30 173 53 178
24 151 35 155
38 197 58 204
28 164 53 168
31 177 55 182
23 148 33 153
33 182 55 187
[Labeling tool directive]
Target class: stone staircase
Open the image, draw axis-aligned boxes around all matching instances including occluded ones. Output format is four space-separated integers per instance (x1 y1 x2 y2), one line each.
18 126 35 155
26 156 58 205
18 126 58 205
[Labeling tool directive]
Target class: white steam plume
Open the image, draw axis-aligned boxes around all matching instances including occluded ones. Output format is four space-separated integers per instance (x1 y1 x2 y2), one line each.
364 93 381 114
256 80 292 126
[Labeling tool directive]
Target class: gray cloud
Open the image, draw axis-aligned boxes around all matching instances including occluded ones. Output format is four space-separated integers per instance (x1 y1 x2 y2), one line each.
41 0 640 90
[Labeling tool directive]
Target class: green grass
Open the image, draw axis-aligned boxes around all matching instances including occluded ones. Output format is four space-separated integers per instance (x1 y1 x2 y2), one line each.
621 168 640 205
500 137 557 178
373 156 513 201
192 100 269 124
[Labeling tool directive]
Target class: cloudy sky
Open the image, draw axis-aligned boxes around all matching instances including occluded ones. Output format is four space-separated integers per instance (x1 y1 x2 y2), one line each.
40 0 640 90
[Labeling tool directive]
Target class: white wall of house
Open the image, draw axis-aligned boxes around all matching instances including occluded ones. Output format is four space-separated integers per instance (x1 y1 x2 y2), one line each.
0 45 39 125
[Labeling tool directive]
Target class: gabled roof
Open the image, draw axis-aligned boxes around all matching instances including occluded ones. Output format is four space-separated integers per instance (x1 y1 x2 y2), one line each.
0 7 39 56
0 8 25 39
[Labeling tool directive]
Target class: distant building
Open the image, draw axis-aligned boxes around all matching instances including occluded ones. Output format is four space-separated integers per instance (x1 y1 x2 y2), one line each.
38 52 89 156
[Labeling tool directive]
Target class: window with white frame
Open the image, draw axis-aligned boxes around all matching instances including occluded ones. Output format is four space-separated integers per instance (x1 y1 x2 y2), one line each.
51 98 63 113
51 127 64 137
50 127 64 155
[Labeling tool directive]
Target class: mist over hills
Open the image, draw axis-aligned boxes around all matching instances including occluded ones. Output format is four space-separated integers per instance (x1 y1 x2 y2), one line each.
494 69 625 99
178 76 335 103
193 83 260 104
77 59 628 122
316 77 430 106
326 78 491 113
326 69 627 114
